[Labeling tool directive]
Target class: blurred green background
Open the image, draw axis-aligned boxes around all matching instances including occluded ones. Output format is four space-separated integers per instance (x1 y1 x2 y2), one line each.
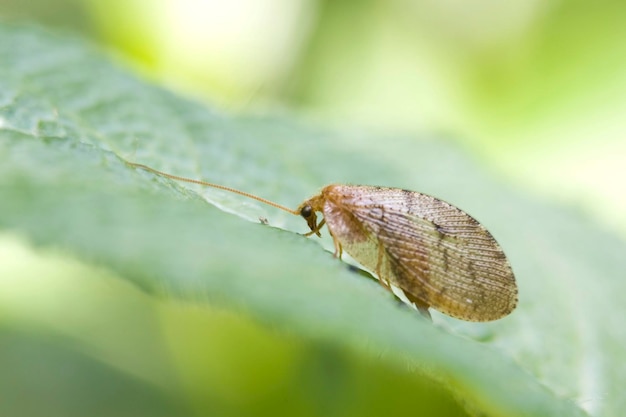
1 1 625 416
1 0 623 234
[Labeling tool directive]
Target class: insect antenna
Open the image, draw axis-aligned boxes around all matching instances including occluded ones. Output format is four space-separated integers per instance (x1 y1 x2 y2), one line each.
126 161 300 215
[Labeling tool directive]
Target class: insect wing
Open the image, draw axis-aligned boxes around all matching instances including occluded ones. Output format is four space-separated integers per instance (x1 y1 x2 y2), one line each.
346 187 517 321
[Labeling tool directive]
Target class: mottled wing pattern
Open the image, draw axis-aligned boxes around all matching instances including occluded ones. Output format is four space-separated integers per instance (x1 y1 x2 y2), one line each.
337 186 517 321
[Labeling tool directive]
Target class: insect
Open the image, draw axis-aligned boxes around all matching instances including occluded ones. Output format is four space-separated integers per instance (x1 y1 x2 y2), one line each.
127 161 518 322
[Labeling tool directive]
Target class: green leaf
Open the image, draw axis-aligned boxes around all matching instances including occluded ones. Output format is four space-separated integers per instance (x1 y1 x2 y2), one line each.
1 22 623 417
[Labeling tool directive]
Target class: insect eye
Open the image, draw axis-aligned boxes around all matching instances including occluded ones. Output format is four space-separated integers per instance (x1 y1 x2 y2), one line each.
300 205 313 218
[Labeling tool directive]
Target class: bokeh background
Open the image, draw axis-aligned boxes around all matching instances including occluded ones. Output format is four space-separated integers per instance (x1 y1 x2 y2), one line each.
1 1 625 416
2 0 624 235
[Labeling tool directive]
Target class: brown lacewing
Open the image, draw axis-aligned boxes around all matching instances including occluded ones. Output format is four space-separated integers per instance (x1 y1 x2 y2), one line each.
128 161 518 322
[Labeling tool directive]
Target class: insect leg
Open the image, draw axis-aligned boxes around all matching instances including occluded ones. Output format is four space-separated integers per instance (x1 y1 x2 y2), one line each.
402 290 432 320
375 244 392 291
330 233 343 259
303 218 326 237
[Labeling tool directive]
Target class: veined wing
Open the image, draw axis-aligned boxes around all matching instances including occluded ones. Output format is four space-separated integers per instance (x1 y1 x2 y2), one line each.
345 187 517 321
